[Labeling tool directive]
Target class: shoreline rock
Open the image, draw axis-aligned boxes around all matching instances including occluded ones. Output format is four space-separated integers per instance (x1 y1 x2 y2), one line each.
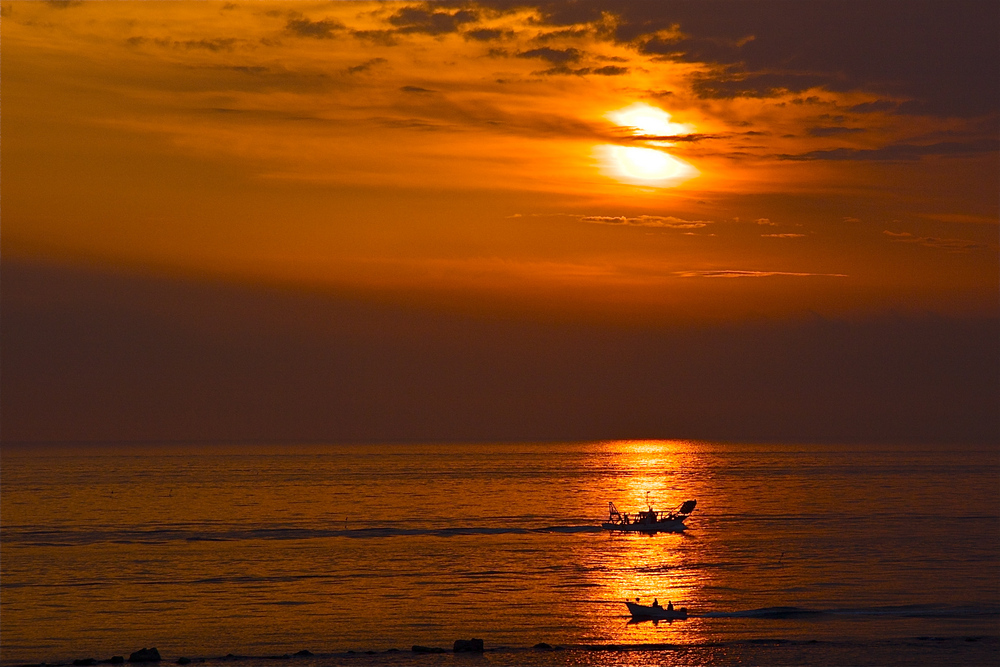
453 639 484 653
128 649 161 664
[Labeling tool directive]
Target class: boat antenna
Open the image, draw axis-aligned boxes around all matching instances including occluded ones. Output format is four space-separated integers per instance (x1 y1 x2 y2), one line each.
646 491 652 510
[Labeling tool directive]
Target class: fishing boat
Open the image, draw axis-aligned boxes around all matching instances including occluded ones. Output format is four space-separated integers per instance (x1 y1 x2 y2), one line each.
601 496 696 533
625 599 688 620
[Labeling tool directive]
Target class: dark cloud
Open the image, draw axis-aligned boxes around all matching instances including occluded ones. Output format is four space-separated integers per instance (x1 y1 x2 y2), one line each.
347 58 388 74
178 38 240 52
621 133 720 143
690 70 836 99
484 0 998 117
849 100 898 114
533 66 590 76
125 36 242 52
387 6 479 35
230 66 269 76
350 30 398 46
463 28 513 41
637 0 998 117
286 16 345 39
806 126 865 137
516 47 582 64
780 139 1000 161
400 85 435 93
591 65 628 76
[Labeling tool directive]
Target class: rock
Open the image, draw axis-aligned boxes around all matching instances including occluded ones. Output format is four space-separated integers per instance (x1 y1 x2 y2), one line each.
292 651 312 657
74 659 97 665
411 646 446 654
452 639 484 653
533 643 552 650
110 657 125 664
176 659 190 665
128 649 161 664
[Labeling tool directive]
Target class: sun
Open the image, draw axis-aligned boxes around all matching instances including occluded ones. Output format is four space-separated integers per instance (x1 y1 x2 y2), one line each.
607 103 694 139
597 104 699 186
607 146 696 181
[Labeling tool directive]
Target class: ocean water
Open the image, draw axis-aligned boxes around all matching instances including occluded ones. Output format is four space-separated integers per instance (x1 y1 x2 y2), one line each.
1 440 998 666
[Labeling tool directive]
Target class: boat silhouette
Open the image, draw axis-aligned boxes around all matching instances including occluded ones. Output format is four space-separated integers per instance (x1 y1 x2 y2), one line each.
601 495 696 533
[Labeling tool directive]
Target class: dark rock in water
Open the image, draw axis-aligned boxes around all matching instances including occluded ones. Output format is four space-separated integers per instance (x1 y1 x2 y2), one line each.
452 639 484 653
128 649 161 663
74 659 97 665
292 651 312 658
533 643 552 650
411 646 446 654
109 657 125 664
176 659 190 665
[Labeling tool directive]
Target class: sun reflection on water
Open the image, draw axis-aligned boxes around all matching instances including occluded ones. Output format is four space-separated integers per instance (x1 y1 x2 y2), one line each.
579 440 713 644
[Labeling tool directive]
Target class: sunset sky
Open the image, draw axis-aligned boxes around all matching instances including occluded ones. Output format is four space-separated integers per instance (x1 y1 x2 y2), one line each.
3 1 998 444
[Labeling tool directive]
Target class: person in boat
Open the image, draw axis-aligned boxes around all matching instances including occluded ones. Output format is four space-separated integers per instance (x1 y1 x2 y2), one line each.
667 601 673 611
652 598 660 609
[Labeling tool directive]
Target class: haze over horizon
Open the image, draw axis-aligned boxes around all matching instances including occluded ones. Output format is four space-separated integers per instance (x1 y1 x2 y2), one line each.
2 0 997 445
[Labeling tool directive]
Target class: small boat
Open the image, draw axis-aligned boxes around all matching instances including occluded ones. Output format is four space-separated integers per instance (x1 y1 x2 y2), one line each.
625 599 688 620
601 496 696 533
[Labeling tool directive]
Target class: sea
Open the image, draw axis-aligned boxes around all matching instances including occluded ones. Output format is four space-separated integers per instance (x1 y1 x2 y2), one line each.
2 440 998 666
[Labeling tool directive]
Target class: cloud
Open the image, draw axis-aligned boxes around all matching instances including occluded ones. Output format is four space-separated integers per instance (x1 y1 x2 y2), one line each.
591 65 629 75
755 218 776 225
849 100 898 113
350 30 398 46
599 1 999 117
675 270 848 278
779 139 1000 162
286 16 345 39
883 231 992 252
806 126 865 137
761 233 806 238
125 36 244 52
516 47 583 65
917 213 999 225
463 28 513 42
387 6 479 35
346 57 387 74
582 215 712 229
690 70 833 99
400 85 435 93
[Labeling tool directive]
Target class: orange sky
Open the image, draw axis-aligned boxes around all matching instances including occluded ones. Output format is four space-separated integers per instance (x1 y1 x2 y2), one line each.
3 0 997 325
2 1 998 444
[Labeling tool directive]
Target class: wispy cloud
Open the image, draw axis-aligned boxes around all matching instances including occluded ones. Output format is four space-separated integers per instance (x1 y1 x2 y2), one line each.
346 58 387 74
675 270 847 278
761 233 806 238
779 139 1000 162
286 15 345 39
883 231 992 252
582 215 712 229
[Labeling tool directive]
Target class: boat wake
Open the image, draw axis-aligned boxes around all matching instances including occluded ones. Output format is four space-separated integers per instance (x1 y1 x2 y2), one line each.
4 524 606 546
699 604 1000 620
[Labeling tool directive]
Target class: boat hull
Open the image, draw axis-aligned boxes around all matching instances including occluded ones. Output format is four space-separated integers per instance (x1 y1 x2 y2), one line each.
625 601 688 620
601 519 687 533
